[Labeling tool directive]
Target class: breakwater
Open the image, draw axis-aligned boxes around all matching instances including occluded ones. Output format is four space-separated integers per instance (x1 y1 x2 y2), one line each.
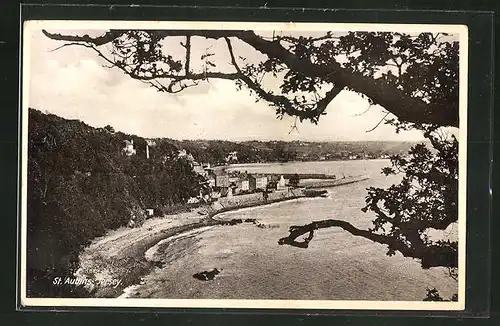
215 188 307 212
267 173 339 179
300 174 370 189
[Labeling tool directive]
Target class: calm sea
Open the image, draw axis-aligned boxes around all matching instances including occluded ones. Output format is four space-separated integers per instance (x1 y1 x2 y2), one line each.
127 159 458 301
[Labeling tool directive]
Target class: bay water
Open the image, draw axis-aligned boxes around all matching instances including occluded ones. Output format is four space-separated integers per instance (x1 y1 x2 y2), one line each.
125 159 458 301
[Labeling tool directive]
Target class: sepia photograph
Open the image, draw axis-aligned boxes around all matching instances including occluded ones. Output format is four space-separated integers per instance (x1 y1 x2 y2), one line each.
20 21 467 310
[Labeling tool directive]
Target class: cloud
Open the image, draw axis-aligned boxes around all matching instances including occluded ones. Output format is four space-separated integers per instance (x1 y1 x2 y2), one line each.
27 28 427 142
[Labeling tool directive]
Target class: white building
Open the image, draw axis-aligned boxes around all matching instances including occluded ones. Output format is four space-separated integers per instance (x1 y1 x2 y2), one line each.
123 139 137 156
226 151 238 163
241 180 250 191
193 162 208 177
187 197 200 204
178 149 195 162
145 139 156 159
277 175 287 190
255 175 268 190
208 175 216 188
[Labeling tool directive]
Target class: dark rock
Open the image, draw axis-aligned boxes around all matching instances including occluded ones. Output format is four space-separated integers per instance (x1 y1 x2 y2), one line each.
153 261 164 268
193 268 222 281
222 219 243 226
303 189 328 197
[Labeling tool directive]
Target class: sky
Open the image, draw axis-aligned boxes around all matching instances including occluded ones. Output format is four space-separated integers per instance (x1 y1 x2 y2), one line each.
27 27 441 142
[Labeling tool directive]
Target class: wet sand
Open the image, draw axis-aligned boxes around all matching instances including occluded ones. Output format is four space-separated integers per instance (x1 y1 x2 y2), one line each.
74 191 317 298
75 210 214 297
121 198 458 301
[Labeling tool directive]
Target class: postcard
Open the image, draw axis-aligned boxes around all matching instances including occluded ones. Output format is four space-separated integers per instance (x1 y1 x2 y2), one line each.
19 20 467 310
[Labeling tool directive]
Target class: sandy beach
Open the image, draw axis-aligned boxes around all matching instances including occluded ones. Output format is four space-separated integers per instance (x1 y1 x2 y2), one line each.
74 209 214 297
73 188 313 298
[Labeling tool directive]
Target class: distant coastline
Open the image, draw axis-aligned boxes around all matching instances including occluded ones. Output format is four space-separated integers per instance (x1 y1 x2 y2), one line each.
222 158 391 168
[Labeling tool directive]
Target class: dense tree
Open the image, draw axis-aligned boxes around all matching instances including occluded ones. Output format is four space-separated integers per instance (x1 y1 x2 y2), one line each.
27 109 203 297
271 141 298 162
43 29 460 283
288 173 301 188
103 124 115 133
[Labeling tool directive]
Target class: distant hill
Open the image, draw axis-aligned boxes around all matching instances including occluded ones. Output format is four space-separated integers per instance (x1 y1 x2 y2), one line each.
164 139 422 165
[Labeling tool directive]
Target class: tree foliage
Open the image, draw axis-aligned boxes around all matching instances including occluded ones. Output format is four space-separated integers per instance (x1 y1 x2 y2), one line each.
43 29 458 127
288 173 301 188
363 131 458 268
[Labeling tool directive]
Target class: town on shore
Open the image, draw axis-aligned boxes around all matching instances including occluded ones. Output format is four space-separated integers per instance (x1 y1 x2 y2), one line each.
123 139 374 218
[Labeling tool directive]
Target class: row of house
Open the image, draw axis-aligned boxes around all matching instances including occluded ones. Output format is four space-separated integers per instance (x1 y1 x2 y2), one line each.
122 145 290 201
175 148 291 198
205 170 288 197
297 151 393 161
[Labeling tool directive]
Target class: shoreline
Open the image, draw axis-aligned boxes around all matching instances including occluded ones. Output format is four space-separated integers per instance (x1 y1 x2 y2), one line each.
74 188 320 298
75 213 217 298
218 158 391 169
75 175 369 298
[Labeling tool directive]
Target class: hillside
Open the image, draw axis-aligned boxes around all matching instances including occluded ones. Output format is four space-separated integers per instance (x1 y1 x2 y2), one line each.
27 108 203 297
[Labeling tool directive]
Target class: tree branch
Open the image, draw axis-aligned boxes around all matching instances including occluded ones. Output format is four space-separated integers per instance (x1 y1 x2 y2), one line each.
63 41 241 89
275 33 341 44
278 218 457 268
181 36 192 75
225 37 343 121
366 112 391 132
42 29 459 127
42 29 128 45
228 31 458 127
